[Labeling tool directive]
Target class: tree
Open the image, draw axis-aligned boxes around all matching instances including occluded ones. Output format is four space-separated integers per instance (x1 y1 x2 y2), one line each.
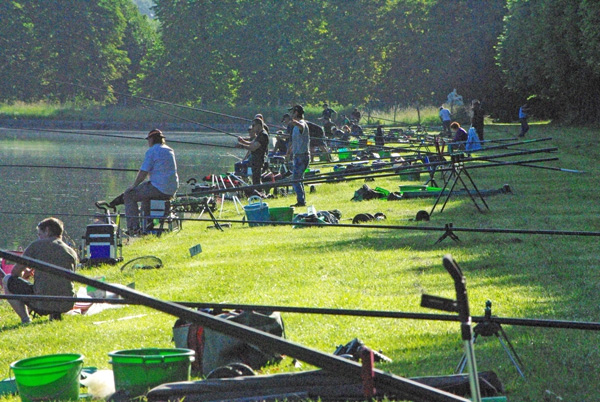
497 0 600 121
0 1 44 102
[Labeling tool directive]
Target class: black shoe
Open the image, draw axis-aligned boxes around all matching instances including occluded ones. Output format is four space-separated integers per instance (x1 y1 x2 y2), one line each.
291 202 306 207
49 313 62 321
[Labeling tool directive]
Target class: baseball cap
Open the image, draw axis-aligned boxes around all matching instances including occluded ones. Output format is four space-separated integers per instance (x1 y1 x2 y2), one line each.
288 104 304 114
146 129 165 139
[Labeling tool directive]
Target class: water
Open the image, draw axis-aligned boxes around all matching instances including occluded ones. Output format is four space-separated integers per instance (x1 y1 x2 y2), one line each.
0 128 244 250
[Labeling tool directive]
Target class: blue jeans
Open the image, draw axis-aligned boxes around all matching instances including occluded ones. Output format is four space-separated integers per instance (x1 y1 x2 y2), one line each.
292 154 310 204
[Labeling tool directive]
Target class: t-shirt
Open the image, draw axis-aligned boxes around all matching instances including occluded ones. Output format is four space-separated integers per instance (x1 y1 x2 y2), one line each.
24 237 78 313
140 144 179 195
250 129 269 166
439 108 451 121
322 108 336 120
519 107 527 119
291 120 310 156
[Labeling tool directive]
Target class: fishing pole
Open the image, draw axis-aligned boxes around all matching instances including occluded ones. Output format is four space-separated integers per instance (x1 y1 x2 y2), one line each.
1 294 599 331
310 137 554 172
50 80 251 123
303 147 557 182
309 136 554 169
0 164 138 172
180 155 558 198
140 103 239 138
0 126 240 149
0 249 468 402
179 148 557 196
476 158 586 174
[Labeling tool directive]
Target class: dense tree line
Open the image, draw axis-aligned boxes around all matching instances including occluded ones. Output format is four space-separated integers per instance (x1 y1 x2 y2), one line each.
1 0 600 122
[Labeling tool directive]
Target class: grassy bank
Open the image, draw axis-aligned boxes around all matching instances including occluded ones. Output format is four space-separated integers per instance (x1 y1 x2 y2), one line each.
1 123 599 401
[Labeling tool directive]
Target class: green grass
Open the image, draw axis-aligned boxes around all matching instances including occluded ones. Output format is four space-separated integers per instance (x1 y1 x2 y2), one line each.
1 123 600 401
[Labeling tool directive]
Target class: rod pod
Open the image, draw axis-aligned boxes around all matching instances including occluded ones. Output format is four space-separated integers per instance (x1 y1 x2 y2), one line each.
421 255 482 402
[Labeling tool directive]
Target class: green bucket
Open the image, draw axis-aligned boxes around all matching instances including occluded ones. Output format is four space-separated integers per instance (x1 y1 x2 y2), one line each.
399 185 427 192
10 353 83 402
109 348 195 397
269 207 294 222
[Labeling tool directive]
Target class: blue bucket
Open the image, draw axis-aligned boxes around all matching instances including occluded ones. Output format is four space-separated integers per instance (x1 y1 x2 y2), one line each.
244 196 270 227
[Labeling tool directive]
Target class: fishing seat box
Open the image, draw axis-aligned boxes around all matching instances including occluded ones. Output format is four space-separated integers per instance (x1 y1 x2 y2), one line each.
81 223 121 265
146 199 181 236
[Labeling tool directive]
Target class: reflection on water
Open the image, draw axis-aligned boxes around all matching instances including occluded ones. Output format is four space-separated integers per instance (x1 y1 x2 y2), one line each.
0 128 244 249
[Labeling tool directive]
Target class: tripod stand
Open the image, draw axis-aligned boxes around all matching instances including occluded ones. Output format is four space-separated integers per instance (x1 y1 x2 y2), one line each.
430 153 490 216
456 300 526 379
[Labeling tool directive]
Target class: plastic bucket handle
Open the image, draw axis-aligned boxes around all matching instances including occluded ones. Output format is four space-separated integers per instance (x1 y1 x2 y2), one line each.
247 195 264 206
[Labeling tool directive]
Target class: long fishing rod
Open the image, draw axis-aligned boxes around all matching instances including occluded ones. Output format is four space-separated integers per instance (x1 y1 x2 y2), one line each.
304 147 556 182
310 137 554 172
1 294 598 331
0 164 138 172
140 103 239 138
0 126 240 149
181 154 558 198
186 147 557 195
0 249 467 402
51 80 250 123
0 193 593 241
139 215 600 238
309 136 555 169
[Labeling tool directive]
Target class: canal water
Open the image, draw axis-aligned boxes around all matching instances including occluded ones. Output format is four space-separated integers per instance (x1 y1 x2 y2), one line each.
0 128 244 250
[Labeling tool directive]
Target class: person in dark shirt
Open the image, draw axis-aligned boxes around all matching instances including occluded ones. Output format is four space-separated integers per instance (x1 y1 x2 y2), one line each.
470 100 484 141
450 122 468 150
321 103 337 121
238 118 269 187
375 125 385 148
273 130 288 155
351 108 361 123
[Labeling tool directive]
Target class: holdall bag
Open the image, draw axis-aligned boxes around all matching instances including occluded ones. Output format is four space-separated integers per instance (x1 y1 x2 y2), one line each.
173 309 285 375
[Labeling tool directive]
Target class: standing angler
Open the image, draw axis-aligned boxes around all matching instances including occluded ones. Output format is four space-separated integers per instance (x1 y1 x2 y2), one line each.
286 105 310 207
237 118 270 191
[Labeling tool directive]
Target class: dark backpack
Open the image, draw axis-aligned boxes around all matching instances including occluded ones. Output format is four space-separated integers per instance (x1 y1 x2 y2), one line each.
173 309 285 375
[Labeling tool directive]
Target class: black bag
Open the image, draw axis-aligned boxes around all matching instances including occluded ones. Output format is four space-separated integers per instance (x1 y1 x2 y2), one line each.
173 310 285 375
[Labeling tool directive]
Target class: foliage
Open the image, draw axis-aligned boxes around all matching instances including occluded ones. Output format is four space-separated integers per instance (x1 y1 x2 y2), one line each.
4 1 600 122
497 0 600 122
0 1 153 104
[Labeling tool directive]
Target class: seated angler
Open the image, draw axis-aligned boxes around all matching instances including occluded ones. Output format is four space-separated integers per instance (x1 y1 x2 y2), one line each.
450 122 468 150
96 129 179 235
2 218 78 324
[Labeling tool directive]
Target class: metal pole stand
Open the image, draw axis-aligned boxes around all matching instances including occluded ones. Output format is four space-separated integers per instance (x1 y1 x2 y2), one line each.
456 300 526 379
202 199 224 231
421 255 482 402
429 153 490 216
435 223 460 244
